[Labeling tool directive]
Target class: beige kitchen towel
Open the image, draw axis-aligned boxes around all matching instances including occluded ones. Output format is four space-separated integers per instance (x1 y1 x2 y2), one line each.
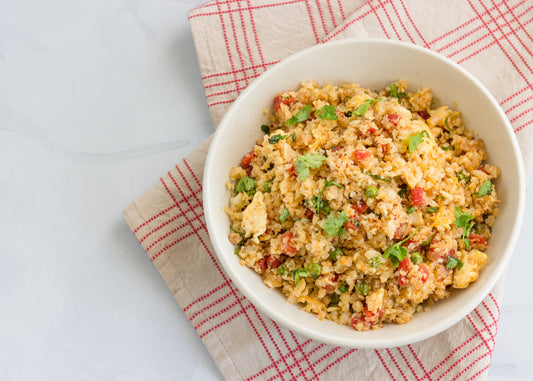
123 0 532 379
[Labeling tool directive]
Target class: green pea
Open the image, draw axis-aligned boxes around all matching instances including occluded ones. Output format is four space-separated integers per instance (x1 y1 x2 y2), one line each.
365 186 379 198
308 263 322 278
330 247 344 261
411 252 423 264
356 281 370 296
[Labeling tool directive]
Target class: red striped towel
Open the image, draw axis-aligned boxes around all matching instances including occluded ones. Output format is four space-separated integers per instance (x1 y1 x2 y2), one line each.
123 0 533 379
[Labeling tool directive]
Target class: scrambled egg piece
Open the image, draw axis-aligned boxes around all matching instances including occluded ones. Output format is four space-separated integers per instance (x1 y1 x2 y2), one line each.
242 191 267 241
453 250 487 289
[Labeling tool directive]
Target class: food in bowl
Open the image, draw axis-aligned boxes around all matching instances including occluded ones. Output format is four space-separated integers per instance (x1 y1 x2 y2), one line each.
225 80 499 331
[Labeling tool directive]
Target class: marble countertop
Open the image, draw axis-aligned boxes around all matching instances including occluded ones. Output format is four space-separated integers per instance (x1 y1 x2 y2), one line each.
1 1 531 379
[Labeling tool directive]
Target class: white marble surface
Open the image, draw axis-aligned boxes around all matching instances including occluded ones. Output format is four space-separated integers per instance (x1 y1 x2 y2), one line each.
1 1 531 380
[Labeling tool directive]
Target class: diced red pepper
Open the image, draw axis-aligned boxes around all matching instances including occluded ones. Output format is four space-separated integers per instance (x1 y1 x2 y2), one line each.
281 232 298 255
274 95 295 112
404 238 421 251
411 187 426 206
380 143 390 155
266 255 283 269
419 264 430 283
330 273 339 282
288 163 297 176
350 316 365 328
331 145 343 152
241 151 256 169
468 234 487 245
352 200 368 214
366 127 377 135
418 111 430 120
353 149 371 161
387 113 400 126
304 208 315 220
258 258 267 272
393 222 408 240
397 257 411 286
345 221 359 231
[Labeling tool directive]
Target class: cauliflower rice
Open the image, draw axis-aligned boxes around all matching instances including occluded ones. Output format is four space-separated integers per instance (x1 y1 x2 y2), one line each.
225 80 499 331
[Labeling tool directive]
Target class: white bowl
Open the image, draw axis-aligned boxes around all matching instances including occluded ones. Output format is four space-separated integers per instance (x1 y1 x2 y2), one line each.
203 39 525 349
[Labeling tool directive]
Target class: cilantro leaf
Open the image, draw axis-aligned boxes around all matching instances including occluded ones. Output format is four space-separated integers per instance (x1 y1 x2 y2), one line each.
408 131 430 153
444 112 459 131
292 268 311 286
454 207 475 248
366 172 391 183
338 281 348 293
323 210 350 237
280 207 290 224
406 206 416 214
477 179 493 197
324 180 344 189
383 229 420 268
286 104 313 127
316 105 338 120
427 206 439 213
235 176 256 197
294 153 327 181
261 124 270 134
268 134 287 144
353 98 382 117
456 171 470 183
446 256 464 270
277 264 289 276
387 83 406 103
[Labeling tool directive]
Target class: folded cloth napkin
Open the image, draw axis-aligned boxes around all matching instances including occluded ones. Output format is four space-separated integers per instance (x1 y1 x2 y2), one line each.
123 0 533 379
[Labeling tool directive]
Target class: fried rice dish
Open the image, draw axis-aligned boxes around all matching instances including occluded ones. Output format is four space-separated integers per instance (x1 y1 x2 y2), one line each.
225 80 499 331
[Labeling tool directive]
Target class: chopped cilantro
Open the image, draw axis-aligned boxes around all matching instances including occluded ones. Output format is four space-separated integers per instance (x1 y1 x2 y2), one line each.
421 235 433 247
368 256 382 267
294 153 327 181
456 171 470 183
261 124 270 134
366 172 391 183
330 247 344 261
398 184 407 198
477 179 493 197
356 281 370 296
263 180 272 193
286 104 313 127
328 294 340 307
323 210 350 238
427 206 440 213
454 207 475 249
406 206 416 214
444 112 458 130
277 264 289 276
387 83 406 103
408 131 430 153
324 180 344 189
235 176 256 197
353 98 382 117
308 263 322 278
339 281 349 293
316 105 338 120
280 208 290 224
292 268 310 286
441 145 453 151
446 256 464 270
383 228 420 268
268 134 286 144
234 246 241 256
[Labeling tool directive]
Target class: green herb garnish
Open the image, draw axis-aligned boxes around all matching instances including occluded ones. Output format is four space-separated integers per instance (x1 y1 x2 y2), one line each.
368 256 382 267
398 184 407 198
263 180 272 193
339 281 349 293
387 83 406 103
383 228 420 268
323 210 350 238
406 206 416 214
456 171 470 183
286 104 313 127
427 206 440 213
324 180 344 189
234 246 241 256
235 176 256 197
330 247 344 261
366 172 391 183
268 134 286 144
277 264 289 276
356 281 370 296
446 256 464 270
353 98 382 117
308 263 322 278
328 294 340 307
441 145 453 151
454 207 475 249
280 208 290 224
408 131 430 153
294 153 327 181
261 124 270 134
477 179 493 197
444 112 458 130
316 105 338 120
292 268 311 286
